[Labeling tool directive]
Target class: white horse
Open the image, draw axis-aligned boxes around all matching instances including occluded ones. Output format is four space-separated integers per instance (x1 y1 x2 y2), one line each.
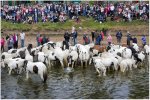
24 61 48 83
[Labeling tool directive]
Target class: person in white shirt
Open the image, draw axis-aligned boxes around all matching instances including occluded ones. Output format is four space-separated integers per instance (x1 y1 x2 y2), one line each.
72 26 75 33
20 31 25 47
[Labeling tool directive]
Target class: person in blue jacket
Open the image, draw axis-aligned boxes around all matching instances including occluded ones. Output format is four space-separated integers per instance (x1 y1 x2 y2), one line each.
116 30 122 45
73 30 78 45
95 34 102 45
141 35 146 47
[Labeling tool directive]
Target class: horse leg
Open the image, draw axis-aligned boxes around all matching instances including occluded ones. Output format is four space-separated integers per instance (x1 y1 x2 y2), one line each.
81 61 83 67
48 60 51 69
8 68 12 75
68 63 70 67
114 64 118 71
129 65 132 71
40 73 44 82
103 68 106 76
89 58 92 65
85 61 87 67
26 70 29 79
19 67 22 74
72 61 74 68
60 60 64 69
75 61 77 67
96 68 101 76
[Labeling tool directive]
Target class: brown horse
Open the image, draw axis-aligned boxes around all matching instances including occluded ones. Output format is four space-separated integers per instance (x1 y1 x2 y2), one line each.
94 45 107 53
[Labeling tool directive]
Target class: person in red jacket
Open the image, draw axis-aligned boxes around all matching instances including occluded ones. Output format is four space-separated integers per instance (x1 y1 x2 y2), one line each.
38 35 43 45
101 31 104 40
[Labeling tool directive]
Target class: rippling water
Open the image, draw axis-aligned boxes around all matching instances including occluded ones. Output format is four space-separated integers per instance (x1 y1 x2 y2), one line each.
1 58 149 99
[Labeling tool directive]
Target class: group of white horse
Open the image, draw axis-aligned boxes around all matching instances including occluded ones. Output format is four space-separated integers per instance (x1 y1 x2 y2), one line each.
1 40 149 83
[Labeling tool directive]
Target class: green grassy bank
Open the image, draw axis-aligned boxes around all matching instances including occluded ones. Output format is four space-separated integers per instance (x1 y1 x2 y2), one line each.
1 17 149 33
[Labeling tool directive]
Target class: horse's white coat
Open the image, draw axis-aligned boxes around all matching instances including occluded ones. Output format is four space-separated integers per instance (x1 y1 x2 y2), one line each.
119 58 137 73
25 61 47 82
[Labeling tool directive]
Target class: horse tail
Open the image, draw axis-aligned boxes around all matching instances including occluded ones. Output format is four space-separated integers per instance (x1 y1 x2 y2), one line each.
43 70 47 83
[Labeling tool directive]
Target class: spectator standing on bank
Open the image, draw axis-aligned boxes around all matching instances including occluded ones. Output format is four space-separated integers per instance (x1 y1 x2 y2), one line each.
13 33 18 49
36 32 40 46
73 30 78 45
46 37 50 43
91 31 95 43
72 26 75 34
42 35 47 44
13 33 17 48
16 34 19 49
1 37 5 52
95 33 102 45
6 34 10 41
101 30 104 40
64 31 70 48
127 32 132 46
141 35 146 47
64 31 70 43
116 30 122 45
107 33 112 46
83 33 90 45
132 36 137 44
38 35 43 45
20 31 25 47
7 35 14 50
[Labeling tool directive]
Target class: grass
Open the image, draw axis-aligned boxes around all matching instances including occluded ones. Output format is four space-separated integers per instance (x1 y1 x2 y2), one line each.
1 16 149 33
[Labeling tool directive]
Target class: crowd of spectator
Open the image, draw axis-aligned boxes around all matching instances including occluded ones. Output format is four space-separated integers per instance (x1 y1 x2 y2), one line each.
1 1 149 24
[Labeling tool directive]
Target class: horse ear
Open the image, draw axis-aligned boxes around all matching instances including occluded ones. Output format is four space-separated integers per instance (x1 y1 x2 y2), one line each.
89 47 93 52
115 57 118 59
142 51 146 55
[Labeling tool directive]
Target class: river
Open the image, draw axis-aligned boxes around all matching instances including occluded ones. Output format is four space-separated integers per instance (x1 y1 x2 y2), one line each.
1 57 149 99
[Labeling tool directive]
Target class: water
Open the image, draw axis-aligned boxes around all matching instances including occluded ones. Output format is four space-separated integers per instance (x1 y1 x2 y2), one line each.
1 59 149 99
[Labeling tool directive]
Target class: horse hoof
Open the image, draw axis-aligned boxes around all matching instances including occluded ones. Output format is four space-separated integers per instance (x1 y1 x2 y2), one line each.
98 74 101 77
